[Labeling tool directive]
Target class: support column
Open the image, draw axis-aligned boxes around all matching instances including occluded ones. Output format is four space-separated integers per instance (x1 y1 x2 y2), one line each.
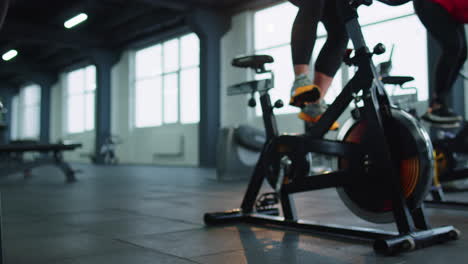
0 85 16 144
37 77 55 144
91 50 120 164
188 8 230 168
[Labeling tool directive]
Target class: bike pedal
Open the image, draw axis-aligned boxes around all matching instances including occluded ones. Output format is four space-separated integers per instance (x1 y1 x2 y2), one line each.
255 192 280 212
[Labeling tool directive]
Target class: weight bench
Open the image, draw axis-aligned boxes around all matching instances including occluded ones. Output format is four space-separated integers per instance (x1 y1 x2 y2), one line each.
0 142 82 183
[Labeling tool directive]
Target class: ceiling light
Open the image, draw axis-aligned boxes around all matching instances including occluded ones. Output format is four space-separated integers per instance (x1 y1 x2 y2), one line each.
2 49 18 61
64 13 88 29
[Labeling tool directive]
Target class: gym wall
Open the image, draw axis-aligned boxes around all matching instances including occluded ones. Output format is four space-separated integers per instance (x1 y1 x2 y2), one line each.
110 52 199 166
50 51 199 166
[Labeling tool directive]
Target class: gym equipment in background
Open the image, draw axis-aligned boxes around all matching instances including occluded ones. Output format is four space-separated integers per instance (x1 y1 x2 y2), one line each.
217 125 265 181
90 135 122 165
204 0 459 255
377 45 468 210
0 141 82 183
426 124 468 209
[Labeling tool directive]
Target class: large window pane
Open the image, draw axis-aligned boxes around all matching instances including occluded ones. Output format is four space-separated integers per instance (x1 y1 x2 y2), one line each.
135 78 162 127
23 85 41 106
180 68 200 124
164 74 179 124
257 45 297 115
68 70 85 95
254 2 298 50
22 105 40 138
163 39 179 73
10 96 18 140
359 1 414 25
68 95 84 133
66 66 96 133
136 45 162 78
85 65 96 91
135 33 200 127
181 33 200 68
85 93 95 131
362 16 428 100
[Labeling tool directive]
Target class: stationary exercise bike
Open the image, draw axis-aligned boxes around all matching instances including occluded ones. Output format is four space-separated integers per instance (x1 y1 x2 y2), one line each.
205 0 459 255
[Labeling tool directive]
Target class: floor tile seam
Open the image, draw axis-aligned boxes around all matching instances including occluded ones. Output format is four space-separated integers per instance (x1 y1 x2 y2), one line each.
114 238 201 263
110 208 206 226
112 226 209 241
46 210 196 228
189 249 246 259
58 215 156 228
5 213 147 227
4 229 107 242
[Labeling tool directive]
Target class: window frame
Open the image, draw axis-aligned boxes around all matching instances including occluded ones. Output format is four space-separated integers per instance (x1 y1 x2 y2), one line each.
11 84 41 140
64 65 97 135
133 33 200 128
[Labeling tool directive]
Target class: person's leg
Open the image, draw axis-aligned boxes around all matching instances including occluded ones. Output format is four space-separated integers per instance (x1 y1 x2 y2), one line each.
314 0 349 100
289 0 325 107
297 0 348 130
454 27 467 83
414 0 465 123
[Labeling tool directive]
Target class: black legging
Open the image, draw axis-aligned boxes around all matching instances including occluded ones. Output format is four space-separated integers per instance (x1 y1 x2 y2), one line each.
414 0 467 107
290 0 349 77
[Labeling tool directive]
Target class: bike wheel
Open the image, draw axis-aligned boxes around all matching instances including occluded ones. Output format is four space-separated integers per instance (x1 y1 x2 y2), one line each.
337 108 434 223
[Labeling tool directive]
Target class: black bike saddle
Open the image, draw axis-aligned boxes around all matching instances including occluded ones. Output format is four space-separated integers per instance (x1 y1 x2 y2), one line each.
381 76 414 86
232 55 274 71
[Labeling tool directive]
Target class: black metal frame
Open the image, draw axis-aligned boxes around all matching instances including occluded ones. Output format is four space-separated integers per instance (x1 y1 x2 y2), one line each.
425 122 468 210
205 0 459 255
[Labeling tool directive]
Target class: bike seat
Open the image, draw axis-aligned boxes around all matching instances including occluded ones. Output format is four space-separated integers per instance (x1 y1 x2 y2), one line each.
381 76 414 86
232 55 274 71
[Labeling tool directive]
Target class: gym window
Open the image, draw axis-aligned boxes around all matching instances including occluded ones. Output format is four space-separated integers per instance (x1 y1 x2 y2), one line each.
133 33 200 128
253 3 344 115
253 1 428 117
254 2 300 115
360 4 428 101
65 65 96 134
10 84 41 140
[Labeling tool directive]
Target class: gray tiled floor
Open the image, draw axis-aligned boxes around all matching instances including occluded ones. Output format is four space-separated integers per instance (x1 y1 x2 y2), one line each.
1 164 468 263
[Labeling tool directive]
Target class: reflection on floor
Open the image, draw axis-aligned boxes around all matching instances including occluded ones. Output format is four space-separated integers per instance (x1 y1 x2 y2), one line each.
1 164 467 264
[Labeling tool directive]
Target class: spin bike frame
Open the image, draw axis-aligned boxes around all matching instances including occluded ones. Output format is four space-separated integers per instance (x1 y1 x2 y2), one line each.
205 0 458 255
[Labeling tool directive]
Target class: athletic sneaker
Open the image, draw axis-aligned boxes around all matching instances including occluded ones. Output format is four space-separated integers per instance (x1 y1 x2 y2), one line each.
289 74 321 108
421 107 463 124
298 100 339 131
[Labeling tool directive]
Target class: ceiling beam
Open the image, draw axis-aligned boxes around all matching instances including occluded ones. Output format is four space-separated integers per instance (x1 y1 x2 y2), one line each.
0 57 57 84
98 6 149 31
108 12 184 46
135 0 191 11
0 20 102 49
